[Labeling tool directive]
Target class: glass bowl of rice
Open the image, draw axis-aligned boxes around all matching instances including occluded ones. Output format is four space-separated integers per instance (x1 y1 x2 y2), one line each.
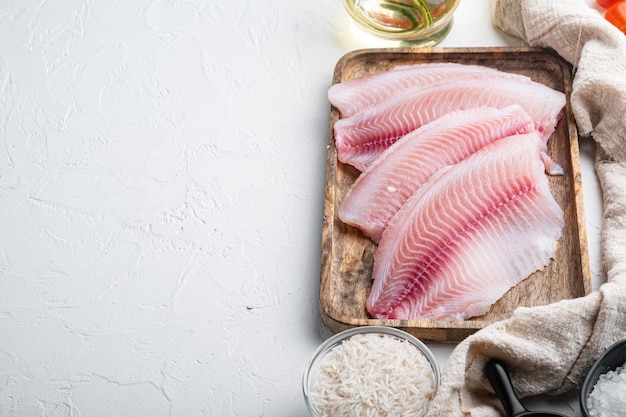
580 338 626 417
302 326 440 417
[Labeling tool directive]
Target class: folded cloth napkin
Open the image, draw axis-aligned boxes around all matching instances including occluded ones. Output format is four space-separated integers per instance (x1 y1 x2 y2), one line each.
428 1 626 415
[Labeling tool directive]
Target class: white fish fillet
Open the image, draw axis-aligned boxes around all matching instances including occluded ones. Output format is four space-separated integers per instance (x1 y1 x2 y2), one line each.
338 105 536 244
365 133 564 320
328 63 519 117
334 75 566 171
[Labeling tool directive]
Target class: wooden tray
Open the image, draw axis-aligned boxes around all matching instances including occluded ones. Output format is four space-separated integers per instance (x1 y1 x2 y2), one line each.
319 47 591 343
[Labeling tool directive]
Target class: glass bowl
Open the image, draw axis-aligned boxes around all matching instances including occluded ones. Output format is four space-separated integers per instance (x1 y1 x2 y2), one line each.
342 0 461 45
302 326 440 417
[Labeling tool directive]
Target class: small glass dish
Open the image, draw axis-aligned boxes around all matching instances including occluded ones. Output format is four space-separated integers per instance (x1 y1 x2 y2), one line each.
342 0 461 45
302 326 440 417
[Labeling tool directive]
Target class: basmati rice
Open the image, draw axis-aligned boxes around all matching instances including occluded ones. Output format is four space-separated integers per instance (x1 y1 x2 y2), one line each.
308 333 436 417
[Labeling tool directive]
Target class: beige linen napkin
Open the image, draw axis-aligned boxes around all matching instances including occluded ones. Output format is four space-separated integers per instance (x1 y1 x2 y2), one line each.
428 1 626 415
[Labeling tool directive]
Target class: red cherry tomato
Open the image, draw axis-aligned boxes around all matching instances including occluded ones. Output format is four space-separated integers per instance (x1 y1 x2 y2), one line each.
606 1 626 34
597 0 623 8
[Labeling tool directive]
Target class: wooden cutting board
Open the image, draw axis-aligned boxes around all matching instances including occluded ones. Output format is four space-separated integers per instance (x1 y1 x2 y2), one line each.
319 47 591 343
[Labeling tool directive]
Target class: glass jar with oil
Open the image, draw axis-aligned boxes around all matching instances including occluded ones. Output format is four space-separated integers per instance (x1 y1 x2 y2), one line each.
342 0 460 45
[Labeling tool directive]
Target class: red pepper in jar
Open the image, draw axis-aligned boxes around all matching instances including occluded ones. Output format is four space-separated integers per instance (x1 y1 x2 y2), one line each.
605 1 626 34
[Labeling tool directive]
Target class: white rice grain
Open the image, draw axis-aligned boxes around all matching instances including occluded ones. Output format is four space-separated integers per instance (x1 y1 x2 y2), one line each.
309 333 436 417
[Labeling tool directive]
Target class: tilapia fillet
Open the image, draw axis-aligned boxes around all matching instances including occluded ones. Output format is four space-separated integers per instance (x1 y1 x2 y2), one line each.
328 63 519 117
338 105 536 244
334 75 566 171
365 133 564 320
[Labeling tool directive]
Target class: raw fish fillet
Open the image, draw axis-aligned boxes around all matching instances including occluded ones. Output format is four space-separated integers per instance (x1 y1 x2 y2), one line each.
338 105 535 244
365 133 564 320
334 75 566 171
328 63 519 117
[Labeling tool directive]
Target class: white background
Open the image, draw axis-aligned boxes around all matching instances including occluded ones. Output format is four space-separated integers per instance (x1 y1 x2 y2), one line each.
0 0 606 416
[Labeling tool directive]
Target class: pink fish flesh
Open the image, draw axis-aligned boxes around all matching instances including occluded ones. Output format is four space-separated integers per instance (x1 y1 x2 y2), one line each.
334 75 566 171
338 105 536 244
365 133 564 320
328 63 520 117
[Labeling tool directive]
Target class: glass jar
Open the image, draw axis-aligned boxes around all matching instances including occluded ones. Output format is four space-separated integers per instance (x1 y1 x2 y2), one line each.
342 0 461 45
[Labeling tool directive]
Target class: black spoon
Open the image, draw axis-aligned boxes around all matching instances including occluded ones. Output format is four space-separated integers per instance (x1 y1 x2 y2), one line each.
485 360 570 417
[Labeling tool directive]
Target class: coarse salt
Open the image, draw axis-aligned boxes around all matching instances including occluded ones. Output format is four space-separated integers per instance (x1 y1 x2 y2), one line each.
587 363 626 417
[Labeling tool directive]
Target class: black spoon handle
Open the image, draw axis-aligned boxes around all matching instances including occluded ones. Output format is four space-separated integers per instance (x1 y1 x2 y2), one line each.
485 360 528 417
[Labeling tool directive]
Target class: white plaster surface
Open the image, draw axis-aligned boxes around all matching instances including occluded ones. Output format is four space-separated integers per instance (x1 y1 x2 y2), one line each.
0 0 604 416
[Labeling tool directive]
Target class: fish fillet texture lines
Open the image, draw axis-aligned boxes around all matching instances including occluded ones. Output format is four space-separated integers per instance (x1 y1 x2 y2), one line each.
338 105 536 243
334 75 566 171
366 133 564 320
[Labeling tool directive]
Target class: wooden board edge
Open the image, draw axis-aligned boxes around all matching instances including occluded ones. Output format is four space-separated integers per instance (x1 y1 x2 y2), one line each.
319 301 491 343
331 46 565 74
551 49 592 296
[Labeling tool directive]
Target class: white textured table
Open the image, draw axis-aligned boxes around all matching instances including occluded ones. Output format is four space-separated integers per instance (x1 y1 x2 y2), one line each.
0 0 605 416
